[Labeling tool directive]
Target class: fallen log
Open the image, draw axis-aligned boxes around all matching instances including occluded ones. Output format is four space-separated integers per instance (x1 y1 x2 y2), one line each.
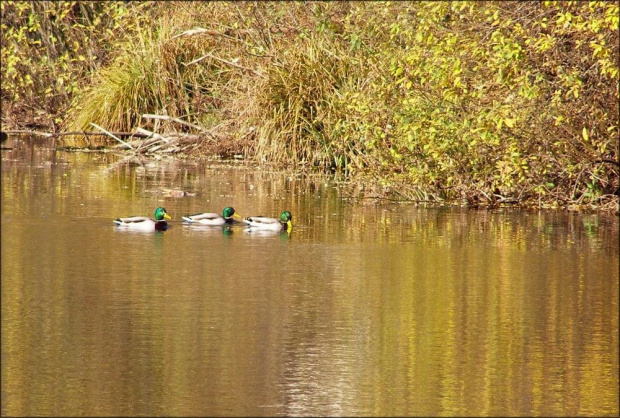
4 130 147 138
90 123 134 150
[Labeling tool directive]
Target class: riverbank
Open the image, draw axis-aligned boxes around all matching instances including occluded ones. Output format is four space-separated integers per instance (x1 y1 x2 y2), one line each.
1 2 618 211
3 129 618 213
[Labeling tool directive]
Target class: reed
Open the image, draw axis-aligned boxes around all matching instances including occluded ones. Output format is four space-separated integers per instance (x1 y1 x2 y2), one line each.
246 33 364 170
64 14 228 134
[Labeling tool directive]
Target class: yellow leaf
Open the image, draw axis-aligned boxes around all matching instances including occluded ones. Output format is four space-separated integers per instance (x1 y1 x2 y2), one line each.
582 127 589 142
504 118 515 128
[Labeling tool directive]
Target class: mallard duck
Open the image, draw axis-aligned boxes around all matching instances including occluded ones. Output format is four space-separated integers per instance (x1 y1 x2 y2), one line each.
182 206 241 226
243 211 292 232
114 207 171 231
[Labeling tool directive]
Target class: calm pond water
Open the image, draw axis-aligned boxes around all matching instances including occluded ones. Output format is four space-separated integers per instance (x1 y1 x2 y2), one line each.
1 136 618 417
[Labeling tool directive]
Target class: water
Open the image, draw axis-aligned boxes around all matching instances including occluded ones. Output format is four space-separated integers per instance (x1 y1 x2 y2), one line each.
1 136 618 416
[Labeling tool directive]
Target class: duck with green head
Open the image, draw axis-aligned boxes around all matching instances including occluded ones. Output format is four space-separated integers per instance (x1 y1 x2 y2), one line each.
114 207 171 231
243 211 292 232
182 206 242 226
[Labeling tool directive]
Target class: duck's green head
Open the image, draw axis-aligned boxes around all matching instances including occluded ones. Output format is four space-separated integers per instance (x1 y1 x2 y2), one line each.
222 206 241 219
280 211 292 230
280 211 292 222
154 207 171 221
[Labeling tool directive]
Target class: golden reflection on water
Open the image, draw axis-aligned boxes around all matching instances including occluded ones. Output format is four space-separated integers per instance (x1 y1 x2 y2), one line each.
1 137 619 416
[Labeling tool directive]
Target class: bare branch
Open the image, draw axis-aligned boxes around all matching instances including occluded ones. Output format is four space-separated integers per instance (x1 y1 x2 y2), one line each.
141 114 207 133
90 123 134 149
184 52 266 79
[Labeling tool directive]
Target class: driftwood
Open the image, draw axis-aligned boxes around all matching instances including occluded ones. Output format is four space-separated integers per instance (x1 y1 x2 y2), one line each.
5 119 214 156
56 131 147 138
134 128 169 154
147 141 178 153
132 128 185 154
135 127 171 143
141 114 220 142
4 122 209 157
82 124 202 155
4 129 148 139
90 123 134 150
3 129 54 137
